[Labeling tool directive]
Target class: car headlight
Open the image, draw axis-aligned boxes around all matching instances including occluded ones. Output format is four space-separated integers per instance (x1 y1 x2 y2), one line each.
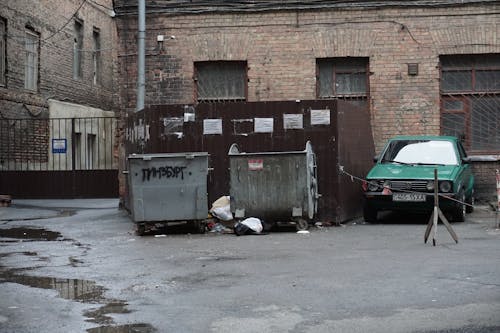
426 181 435 191
368 181 380 192
439 181 452 193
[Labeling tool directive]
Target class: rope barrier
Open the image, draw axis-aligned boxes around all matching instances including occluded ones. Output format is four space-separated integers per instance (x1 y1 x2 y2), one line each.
338 164 494 213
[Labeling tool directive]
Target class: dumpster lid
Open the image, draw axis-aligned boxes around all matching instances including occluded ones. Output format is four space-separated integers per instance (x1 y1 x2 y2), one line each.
128 152 209 160
228 141 313 156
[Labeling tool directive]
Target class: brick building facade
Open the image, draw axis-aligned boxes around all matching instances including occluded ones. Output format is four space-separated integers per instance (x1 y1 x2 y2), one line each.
0 0 118 173
115 0 500 200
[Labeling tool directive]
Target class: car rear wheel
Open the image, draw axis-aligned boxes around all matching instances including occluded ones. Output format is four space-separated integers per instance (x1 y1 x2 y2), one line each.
451 190 466 222
465 189 474 214
363 204 378 223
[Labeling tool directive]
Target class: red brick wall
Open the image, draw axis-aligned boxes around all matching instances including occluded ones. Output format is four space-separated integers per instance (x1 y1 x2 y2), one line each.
0 0 118 116
116 4 500 199
117 6 499 141
472 161 500 202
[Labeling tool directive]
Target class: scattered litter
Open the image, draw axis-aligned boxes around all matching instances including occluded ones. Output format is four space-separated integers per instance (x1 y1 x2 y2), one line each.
210 196 233 221
154 234 166 238
297 230 310 234
127 239 136 242
208 222 232 233
8 306 18 309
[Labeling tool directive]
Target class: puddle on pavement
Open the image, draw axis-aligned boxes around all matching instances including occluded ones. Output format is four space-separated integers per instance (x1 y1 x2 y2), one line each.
84 301 131 324
0 268 108 303
87 323 156 333
0 227 63 241
0 253 155 332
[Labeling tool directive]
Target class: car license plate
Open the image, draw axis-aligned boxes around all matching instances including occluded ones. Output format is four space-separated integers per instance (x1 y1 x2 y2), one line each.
392 193 426 202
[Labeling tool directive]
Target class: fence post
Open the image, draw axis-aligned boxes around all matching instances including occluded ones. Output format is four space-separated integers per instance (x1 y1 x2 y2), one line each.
71 118 76 197
496 169 500 229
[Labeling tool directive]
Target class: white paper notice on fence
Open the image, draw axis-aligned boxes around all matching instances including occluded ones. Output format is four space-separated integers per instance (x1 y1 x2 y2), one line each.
184 112 195 122
203 119 223 135
283 114 303 130
310 109 330 125
254 118 274 133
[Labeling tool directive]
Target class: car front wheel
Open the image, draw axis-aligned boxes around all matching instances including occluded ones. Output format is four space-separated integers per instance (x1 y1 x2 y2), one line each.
363 204 378 223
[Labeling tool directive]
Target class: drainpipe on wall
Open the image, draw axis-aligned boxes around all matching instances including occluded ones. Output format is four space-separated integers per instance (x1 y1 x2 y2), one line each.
136 0 145 112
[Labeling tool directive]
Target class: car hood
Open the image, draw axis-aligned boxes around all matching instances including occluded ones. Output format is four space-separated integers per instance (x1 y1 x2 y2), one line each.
367 164 460 181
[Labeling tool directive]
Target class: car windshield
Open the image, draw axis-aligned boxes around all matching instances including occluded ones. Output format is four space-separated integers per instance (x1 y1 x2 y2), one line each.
381 140 458 165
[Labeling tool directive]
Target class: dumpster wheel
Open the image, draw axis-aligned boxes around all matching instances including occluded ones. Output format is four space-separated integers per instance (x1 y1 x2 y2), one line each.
191 220 206 234
294 218 309 231
136 223 146 236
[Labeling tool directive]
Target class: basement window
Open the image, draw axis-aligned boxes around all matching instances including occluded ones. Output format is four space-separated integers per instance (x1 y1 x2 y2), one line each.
194 61 247 102
440 54 500 153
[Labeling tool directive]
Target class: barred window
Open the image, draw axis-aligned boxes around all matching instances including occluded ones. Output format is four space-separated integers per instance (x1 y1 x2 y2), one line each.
317 57 369 98
195 61 247 102
24 28 39 91
440 54 500 153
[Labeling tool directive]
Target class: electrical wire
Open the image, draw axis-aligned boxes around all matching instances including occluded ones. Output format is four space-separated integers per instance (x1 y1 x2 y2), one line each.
42 0 88 43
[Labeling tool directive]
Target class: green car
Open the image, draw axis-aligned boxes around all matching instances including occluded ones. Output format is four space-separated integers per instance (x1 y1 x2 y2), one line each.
363 136 474 222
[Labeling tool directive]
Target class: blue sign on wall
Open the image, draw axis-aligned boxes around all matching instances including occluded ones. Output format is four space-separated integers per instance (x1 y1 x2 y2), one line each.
52 138 67 154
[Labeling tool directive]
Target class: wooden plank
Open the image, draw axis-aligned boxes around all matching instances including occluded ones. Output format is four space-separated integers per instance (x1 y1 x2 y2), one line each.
438 208 459 243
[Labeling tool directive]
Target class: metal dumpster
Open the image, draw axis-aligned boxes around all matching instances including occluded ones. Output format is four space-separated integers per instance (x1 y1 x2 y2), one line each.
228 141 319 230
127 152 209 235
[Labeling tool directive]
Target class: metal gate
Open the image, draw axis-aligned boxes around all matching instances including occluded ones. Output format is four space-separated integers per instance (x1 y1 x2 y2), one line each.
125 100 375 222
0 117 118 198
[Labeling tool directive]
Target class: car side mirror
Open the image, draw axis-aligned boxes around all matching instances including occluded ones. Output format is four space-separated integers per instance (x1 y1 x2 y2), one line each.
373 155 379 163
461 156 471 164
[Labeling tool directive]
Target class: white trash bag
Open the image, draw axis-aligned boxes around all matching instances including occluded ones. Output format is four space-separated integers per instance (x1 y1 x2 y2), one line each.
210 196 233 221
234 217 263 236
241 217 263 233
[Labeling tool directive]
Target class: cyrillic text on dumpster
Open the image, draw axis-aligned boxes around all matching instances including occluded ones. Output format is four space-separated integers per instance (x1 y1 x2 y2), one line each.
142 166 187 181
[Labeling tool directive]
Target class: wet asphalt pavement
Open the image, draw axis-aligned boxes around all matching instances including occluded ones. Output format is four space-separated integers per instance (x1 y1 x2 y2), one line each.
0 199 499 333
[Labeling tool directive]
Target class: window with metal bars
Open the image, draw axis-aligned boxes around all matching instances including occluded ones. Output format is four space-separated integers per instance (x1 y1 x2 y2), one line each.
194 61 247 102
440 54 500 153
317 57 369 98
